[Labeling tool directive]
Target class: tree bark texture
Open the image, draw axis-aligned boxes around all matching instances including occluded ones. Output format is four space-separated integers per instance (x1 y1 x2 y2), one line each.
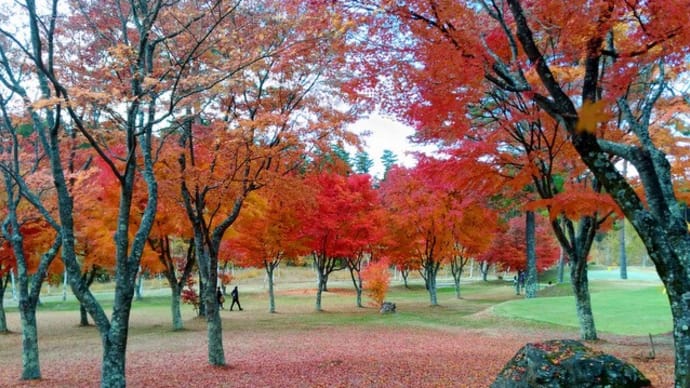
525 211 538 298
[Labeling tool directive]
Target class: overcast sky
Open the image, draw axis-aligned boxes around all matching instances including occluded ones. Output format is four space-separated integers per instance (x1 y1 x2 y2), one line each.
347 112 426 178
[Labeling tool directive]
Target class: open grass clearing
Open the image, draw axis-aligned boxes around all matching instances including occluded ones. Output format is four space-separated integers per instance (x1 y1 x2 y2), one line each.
494 281 671 336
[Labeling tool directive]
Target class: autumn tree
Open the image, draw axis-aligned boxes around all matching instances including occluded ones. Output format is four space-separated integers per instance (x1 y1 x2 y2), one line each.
448 205 499 299
172 1 357 366
226 174 308 313
0 106 62 378
0 0 252 385
298 171 381 310
380 162 458 306
481 214 559 274
348 2 690 384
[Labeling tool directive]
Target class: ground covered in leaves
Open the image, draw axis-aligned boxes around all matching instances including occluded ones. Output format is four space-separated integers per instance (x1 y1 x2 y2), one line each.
0 307 674 387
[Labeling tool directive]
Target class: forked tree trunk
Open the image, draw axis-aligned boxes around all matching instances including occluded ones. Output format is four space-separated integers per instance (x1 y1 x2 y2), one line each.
480 260 489 281
424 262 439 306
427 274 438 306
348 264 363 308
401 268 410 289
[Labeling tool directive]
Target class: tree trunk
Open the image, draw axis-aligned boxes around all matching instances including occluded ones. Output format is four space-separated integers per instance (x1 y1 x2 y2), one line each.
401 269 409 289
454 275 461 299
171 283 184 331
79 304 90 326
427 272 438 306
665 281 690 388
322 272 330 292
451 258 464 299
480 260 489 281
267 265 276 313
100 316 130 388
315 270 324 312
204 284 225 365
570 258 597 340
135 271 143 301
348 265 363 308
619 220 628 280
198 271 207 317
19 304 41 379
425 263 439 306
0 273 8 333
525 210 538 298
557 248 565 284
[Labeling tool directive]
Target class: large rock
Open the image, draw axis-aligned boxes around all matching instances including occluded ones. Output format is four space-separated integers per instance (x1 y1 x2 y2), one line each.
491 339 651 388
379 301 396 313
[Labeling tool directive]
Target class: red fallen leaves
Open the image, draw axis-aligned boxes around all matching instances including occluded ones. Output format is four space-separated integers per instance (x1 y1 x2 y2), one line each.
0 323 674 387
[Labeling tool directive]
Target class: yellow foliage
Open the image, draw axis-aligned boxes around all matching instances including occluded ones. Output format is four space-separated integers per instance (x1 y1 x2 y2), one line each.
31 97 63 110
576 100 609 133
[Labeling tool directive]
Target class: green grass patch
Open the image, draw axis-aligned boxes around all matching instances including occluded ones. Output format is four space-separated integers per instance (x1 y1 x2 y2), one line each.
493 284 671 335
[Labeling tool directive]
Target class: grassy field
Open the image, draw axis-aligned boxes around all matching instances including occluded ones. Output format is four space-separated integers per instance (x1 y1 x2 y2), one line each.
0 267 676 387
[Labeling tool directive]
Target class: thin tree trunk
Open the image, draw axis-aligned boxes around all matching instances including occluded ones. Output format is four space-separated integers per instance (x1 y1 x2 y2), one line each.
480 260 489 281
454 275 461 299
525 211 538 298
401 268 409 289
557 248 565 284
427 273 438 306
198 271 207 317
0 273 8 333
425 262 439 306
135 270 143 301
267 265 276 313
315 270 324 311
348 264 363 308
451 258 464 299
619 220 628 280
171 283 184 331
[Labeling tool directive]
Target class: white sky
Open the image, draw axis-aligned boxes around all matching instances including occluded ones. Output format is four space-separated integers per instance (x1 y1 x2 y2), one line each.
347 112 427 178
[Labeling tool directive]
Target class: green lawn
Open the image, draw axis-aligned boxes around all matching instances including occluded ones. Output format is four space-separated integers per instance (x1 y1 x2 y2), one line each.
493 283 672 335
4 271 672 337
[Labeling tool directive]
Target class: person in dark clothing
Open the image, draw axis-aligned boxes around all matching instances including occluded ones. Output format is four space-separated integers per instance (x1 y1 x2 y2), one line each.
230 286 243 311
217 287 225 310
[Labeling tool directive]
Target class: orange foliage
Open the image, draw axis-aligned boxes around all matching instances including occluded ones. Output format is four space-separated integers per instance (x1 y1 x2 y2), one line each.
361 258 391 307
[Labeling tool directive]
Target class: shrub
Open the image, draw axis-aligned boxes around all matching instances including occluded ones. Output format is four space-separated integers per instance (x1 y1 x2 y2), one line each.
362 258 391 307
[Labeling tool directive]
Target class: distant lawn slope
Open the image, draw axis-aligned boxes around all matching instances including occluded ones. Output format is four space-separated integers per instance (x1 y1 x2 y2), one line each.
493 284 671 336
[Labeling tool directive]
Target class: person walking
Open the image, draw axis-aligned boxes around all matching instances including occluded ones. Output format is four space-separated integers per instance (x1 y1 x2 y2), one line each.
230 285 243 311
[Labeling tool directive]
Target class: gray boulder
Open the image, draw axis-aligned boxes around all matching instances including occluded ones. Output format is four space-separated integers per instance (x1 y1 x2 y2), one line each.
491 339 651 388
379 301 396 313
